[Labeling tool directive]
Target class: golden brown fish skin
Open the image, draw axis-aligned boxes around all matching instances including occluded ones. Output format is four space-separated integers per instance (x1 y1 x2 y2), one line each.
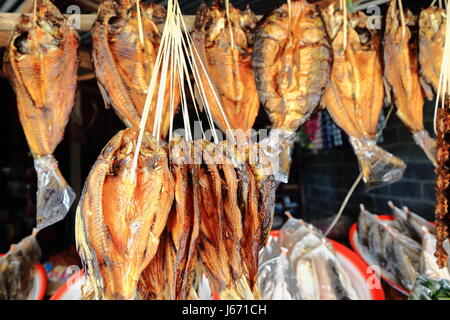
91 0 180 140
253 0 332 131
322 7 384 140
419 6 446 97
3 0 79 158
384 1 424 133
192 1 260 132
76 129 174 300
161 140 201 300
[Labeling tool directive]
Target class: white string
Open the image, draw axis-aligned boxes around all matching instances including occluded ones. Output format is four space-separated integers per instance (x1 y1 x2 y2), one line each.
226 0 235 49
398 0 406 39
136 0 145 49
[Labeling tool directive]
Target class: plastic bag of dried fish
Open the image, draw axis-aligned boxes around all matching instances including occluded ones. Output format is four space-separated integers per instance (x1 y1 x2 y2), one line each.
4 0 78 229
321 5 406 189
0 230 41 300
253 0 332 183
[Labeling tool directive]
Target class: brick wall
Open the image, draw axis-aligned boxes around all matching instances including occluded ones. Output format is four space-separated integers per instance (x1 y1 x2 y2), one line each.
300 101 436 223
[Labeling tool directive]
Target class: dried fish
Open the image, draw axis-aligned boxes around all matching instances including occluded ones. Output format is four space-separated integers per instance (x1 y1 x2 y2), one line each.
192 0 260 133
322 5 406 188
4 0 78 228
75 129 174 299
0 230 41 300
419 6 446 97
384 1 436 166
253 0 331 182
91 0 180 140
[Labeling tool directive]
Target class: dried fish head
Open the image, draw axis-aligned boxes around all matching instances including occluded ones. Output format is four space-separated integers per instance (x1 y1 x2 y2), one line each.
76 128 174 299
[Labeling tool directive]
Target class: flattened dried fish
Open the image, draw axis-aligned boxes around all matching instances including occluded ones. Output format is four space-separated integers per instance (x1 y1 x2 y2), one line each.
4 0 78 228
76 129 174 299
419 6 446 96
384 1 436 166
192 1 259 132
92 0 180 139
322 6 406 188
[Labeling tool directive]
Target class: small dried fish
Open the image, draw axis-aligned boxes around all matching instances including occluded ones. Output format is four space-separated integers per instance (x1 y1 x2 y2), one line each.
76 129 174 299
92 0 180 139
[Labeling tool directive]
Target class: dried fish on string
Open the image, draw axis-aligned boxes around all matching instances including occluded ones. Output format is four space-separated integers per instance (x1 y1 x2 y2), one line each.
419 5 446 97
3 0 78 229
192 0 260 135
75 129 174 300
384 0 436 166
253 0 332 182
321 5 406 188
91 0 180 140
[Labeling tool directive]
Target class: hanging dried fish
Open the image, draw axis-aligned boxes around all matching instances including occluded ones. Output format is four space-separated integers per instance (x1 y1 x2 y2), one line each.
384 1 436 166
91 0 180 140
419 6 446 97
75 129 174 299
253 0 332 182
321 5 406 188
192 0 259 134
3 0 78 229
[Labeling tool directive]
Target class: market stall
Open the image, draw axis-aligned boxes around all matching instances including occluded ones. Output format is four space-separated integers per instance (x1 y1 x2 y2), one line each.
0 0 448 301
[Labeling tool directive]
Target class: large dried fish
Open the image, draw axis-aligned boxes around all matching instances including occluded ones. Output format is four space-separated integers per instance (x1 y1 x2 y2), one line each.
192 1 259 133
4 0 78 228
75 129 174 299
419 6 446 96
384 1 436 166
322 6 405 188
92 0 180 140
253 0 331 182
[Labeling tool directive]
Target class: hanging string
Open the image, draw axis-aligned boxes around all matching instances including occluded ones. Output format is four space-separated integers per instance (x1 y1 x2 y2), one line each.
136 0 145 49
225 0 235 49
287 0 292 37
325 105 395 237
398 0 406 39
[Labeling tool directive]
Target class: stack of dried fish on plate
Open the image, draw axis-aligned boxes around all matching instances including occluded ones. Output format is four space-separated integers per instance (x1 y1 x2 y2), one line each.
253 0 332 182
91 0 180 140
357 204 450 292
321 4 406 189
0 230 41 300
192 0 260 136
259 218 359 300
383 0 436 166
3 0 78 229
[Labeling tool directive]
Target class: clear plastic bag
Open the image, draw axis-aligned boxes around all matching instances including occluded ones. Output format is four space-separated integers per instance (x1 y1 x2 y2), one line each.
260 129 297 183
412 130 437 167
34 155 76 229
349 137 406 189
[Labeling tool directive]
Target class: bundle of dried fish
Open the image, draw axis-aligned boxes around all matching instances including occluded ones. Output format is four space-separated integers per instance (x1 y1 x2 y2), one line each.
75 129 174 300
0 230 41 300
259 218 359 300
419 6 446 97
4 0 78 229
91 0 180 140
357 207 422 290
384 1 436 166
322 5 406 188
192 0 260 135
253 0 332 182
